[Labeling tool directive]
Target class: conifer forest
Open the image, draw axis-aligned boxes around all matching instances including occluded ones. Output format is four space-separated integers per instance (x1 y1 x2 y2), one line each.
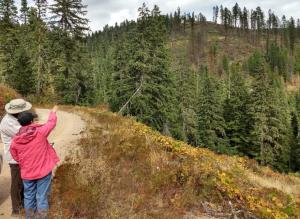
1 0 300 173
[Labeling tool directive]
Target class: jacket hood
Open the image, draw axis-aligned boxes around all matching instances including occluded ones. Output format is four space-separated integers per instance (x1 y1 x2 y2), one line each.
13 124 42 144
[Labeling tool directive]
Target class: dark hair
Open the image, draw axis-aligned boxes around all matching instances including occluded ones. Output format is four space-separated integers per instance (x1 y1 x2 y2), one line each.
11 113 20 118
18 112 35 126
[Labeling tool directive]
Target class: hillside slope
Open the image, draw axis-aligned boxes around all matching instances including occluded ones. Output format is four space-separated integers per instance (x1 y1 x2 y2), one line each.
50 107 300 219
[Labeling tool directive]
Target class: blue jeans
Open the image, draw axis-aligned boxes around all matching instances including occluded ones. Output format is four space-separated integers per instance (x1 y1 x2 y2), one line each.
23 172 52 219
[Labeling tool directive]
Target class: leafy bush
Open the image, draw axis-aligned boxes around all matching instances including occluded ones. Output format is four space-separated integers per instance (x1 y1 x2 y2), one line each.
0 84 20 117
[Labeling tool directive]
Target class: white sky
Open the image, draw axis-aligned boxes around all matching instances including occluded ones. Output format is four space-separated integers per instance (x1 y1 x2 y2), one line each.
22 0 300 31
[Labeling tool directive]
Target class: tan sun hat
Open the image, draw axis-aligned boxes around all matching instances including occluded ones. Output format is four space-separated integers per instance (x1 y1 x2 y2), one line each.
5 99 32 114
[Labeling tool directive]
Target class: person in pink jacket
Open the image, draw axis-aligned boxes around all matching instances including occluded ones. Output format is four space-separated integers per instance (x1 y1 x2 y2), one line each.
10 106 59 219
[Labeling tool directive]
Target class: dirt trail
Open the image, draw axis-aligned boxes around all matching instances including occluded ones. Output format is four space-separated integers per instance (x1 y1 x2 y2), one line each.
0 109 86 219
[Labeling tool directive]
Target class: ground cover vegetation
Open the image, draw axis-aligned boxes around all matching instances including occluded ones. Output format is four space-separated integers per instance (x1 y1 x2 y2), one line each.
50 106 300 218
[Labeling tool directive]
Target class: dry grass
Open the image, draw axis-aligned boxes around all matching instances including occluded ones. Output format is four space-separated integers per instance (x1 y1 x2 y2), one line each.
48 107 300 219
246 170 300 197
287 75 300 93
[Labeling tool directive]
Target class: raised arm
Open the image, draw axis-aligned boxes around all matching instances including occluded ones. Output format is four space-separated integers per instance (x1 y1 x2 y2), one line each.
39 106 58 137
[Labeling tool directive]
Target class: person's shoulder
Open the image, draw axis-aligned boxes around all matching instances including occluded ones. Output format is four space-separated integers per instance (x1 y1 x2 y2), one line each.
0 114 9 127
0 114 19 129
0 114 9 121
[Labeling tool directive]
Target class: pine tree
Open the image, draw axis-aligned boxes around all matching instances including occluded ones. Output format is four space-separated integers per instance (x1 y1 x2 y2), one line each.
281 15 289 49
0 0 18 84
247 50 265 76
247 53 292 171
224 65 249 154
197 67 227 153
223 7 232 38
20 0 29 24
35 0 47 19
297 19 300 39
246 51 269 160
50 0 93 104
220 5 224 25
50 0 89 36
6 46 35 95
232 3 240 28
29 1 50 96
88 37 114 104
288 17 296 54
295 50 300 74
213 6 219 23
267 74 292 171
266 42 288 79
0 0 17 26
110 4 178 134
291 91 300 171
255 7 265 32
174 63 198 144
240 7 249 32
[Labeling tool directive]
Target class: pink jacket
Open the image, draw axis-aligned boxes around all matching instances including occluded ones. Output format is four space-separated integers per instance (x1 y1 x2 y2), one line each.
10 112 60 180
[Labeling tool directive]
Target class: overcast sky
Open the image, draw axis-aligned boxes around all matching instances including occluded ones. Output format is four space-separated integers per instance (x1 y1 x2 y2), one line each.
25 0 300 31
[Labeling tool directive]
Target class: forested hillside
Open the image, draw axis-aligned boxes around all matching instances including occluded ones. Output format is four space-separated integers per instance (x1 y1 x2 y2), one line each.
87 3 300 173
0 0 300 173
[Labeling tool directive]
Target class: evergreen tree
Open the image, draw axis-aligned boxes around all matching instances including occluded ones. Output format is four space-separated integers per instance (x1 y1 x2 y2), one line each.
224 66 249 154
110 4 178 134
288 17 296 54
220 5 224 25
281 15 289 48
35 0 47 19
223 7 232 37
295 50 300 74
240 7 249 32
174 63 198 144
197 67 227 153
29 3 50 96
0 0 18 84
247 54 292 171
297 19 300 39
213 6 219 23
49 0 93 104
50 0 89 36
20 0 29 24
6 46 35 95
255 7 265 31
89 38 114 104
291 91 300 171
232 3 240 28
0 0 17 26
247 50 265 76
246 52 268 159
266 42 288 79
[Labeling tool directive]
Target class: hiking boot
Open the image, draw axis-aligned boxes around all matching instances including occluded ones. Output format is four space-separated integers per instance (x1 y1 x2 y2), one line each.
11 211 20 217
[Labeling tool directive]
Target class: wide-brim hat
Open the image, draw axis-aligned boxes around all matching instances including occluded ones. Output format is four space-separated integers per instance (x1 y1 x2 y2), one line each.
5 99 32 114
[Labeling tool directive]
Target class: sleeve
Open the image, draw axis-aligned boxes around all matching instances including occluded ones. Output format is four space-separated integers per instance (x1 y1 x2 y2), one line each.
8 123 21 137
39 112 57 137
10 142 19 162
1 117 21 138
